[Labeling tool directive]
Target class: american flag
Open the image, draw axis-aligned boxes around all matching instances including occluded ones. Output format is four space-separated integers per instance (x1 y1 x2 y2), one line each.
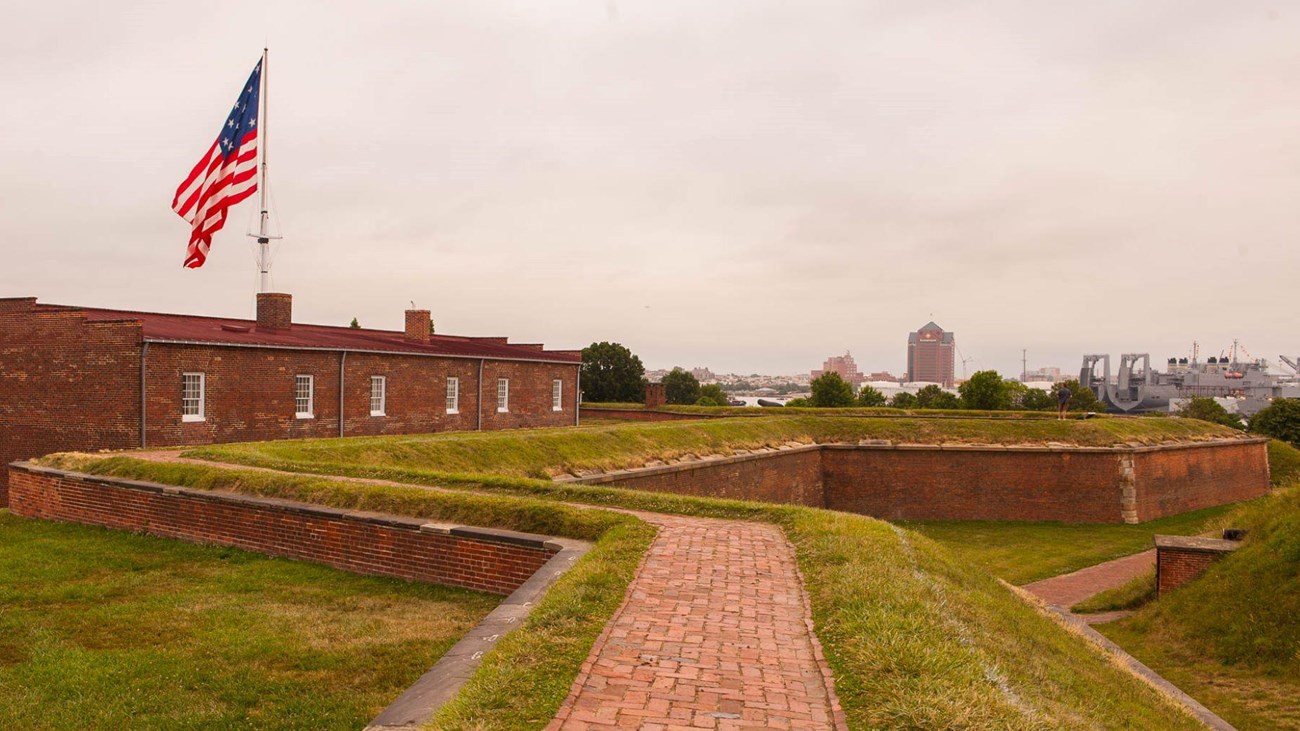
172 59 262 268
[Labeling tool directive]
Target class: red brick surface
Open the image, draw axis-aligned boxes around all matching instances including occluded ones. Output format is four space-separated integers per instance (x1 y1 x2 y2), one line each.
548 513 845 730
582 442 1270 524
1023 550 1156 607
0 297 579 506
1157 547 1223 597
7 465 556 595
583 449 825 507
1133 442 1271 521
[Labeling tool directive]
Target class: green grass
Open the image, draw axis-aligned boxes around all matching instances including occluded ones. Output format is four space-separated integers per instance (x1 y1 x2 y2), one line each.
1267 439 1300 485
182 415 1240 483
0 510 500 731
25 455 653 731
48 454 1208 729
1094 484 1300 730
900 503 1241 584
1071 569 1156 613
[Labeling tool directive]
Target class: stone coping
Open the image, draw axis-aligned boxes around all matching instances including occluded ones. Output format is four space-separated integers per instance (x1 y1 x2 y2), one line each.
556 437 1267 484
1155 534 1243 554
366 537 590 730
10 462 563 551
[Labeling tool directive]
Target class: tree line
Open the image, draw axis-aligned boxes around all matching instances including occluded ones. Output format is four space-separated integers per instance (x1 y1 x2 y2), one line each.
788 370 1105 412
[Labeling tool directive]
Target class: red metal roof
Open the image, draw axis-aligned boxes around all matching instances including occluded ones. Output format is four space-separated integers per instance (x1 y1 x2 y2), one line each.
34 302 582 364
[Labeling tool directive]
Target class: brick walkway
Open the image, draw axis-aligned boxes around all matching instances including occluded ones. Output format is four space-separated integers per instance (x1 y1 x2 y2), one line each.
547 514 845 731
1022 549 1155 609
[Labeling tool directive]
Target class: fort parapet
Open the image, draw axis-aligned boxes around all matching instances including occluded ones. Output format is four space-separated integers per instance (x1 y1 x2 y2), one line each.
560 438 1270 523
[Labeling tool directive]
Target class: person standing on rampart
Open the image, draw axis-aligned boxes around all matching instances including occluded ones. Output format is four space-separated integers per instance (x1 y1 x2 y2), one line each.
1056 384 1072 420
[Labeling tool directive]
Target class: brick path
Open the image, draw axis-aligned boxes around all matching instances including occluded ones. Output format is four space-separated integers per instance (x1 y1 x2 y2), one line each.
547 514 845 731
1022 549 1155 609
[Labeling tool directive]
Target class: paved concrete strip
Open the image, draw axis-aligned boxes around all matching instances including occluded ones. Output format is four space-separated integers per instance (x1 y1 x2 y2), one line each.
1023 549 1155 608
1044 606 1237 731
366 538 592 731
547 514 846 731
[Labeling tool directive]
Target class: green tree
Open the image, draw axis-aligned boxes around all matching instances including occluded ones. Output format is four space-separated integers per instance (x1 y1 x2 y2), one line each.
1020 387 1056 411
580 342 646 403
784 397 811 407
915 384 960 409
698 384 729 406
1178 397 1245 430
857 384 887 407
349 317 360 329
809 372 855 407
959 370 1011 410
662 367 702 405
1250 398 1300 446
889 392 918 408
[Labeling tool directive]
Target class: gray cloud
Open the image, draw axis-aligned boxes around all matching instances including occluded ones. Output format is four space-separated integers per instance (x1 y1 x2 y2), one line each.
2 1 1298 378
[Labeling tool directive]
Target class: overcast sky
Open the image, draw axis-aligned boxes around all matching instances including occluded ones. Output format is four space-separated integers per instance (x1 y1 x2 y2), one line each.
4 1 1298 378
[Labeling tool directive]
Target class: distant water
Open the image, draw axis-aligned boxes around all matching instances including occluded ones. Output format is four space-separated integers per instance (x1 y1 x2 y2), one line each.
730 396 794 407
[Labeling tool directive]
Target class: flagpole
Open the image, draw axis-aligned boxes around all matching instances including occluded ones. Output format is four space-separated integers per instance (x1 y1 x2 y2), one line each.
257 46 271 293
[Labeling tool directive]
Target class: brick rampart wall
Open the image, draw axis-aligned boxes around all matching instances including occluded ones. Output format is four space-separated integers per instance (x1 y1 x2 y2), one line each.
571 447 824 506
7 464 558 595
567 439 1269 523
822 446 1132 522
1132 441 1270 522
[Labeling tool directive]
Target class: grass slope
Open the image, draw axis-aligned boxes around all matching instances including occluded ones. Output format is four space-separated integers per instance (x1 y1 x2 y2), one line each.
902 503 1240 585
184 415 1240 482
50 454 1206 730
1097 485 1300 730
0 511 498 731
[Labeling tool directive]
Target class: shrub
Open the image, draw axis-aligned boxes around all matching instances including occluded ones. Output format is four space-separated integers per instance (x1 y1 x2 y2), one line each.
857 385 886 407
809 372 855 407
1250 398 1300 446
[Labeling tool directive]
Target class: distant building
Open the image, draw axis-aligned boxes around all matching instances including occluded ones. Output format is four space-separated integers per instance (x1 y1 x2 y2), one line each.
1022 367 1063 383
865 371 900 383
690 367 716 382
907 322 955 388
812 352 865 388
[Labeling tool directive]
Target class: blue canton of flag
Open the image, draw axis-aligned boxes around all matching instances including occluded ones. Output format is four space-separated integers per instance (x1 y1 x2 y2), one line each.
172 59 263 268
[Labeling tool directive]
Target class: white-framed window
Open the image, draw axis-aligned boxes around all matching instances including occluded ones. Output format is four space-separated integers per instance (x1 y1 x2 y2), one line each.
552 379 563 411
446 377 459 414
370 375 386 416
295 375 314 419
497 378 509 412
181 372 205 422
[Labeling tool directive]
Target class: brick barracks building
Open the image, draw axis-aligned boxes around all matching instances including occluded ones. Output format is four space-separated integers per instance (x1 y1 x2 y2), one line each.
0 292 582 506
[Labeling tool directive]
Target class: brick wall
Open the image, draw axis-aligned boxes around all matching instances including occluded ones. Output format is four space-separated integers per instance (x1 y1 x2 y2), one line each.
1156 549 1218 596
8 463 558 595
570 447 825 506
0 303 143 505
568 439 1269 524
1155 535 1239 596
1132 442 1271 521
822 446 1131 522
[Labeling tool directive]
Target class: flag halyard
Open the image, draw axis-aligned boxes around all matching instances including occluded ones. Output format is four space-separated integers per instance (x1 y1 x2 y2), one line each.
172 59 263 268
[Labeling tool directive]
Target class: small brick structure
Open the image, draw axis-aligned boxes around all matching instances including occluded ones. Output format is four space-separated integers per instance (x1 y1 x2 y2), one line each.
566 438 1270 524
1155 534 1240 597
643 383 667 409
7 462 561 595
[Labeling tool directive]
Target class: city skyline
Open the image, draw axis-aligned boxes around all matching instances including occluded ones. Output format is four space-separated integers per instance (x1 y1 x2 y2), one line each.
3 2 1299 377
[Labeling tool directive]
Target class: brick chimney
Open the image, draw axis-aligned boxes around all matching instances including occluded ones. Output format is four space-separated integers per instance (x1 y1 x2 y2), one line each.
405 308 431 343
645 382 667 409
256 292 292 331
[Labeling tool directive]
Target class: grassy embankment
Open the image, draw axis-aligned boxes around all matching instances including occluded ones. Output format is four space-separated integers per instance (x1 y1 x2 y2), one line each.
0 511 498 731
182 414 1240 483
16 456 655 731
910 439 1300 592
41 423 1228 730
1089 437 1300 731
